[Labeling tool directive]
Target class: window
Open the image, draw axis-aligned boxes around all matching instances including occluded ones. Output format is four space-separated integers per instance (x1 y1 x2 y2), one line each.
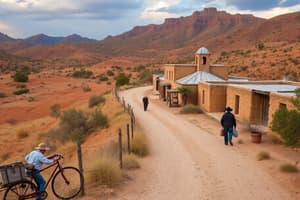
279 103 287 109
202 90 205 104
202 56 207 64
235 95 240 115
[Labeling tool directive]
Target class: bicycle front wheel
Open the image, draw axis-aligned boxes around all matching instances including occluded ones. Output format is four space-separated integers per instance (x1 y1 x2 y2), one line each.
3 180 37 200
51 166 83 199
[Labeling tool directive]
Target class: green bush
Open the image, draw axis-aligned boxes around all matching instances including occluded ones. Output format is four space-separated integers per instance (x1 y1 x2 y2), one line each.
72 69 93 78
271 107 300 146
180 104 203 114
99 74 108 81
13 71 29 82
115 73 130 87
89 95 105 108
88 109 108 130
13 88 29 95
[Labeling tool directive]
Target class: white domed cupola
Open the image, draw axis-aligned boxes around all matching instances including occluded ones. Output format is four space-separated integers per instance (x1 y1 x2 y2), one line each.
195 47 210 71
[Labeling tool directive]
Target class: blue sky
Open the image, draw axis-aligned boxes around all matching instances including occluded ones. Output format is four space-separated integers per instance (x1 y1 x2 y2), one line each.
0 0 299 40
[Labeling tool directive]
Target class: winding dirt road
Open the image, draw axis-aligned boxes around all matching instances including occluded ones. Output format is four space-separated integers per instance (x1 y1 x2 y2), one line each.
116 86 295 200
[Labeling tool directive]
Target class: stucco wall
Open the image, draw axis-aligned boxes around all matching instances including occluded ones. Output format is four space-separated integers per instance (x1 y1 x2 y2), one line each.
269 93 294 126
164 64 196 83
210 66 228 80
198 84 210 111
208 84 227 112
226 86 253 124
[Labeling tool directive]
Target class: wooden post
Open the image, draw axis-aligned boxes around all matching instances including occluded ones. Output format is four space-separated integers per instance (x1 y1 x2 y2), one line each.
77 142 85 196
118 129 123 168
131 115 134 139
127 124 130 154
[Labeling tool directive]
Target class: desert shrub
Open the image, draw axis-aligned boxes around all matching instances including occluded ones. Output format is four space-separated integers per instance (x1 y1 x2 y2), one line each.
50 103 61 118
27 96 35 102
280 164 299 173
180 104 203 114
257 151 271 161
134 65 145 72
131 133 149 157
271 107 300 146
257 42 264 50
115 73 130 87
81 84 91 92
86 157 121 186
0 92 6 98
99 74 108 81
89 95 105 108
13 88 29 95
123 154 140 169
72 69 93 78
59 109 88 142
17 129 29 139
271 136 283 144
106 70 114 76
87 109 108 130
13 71 29 82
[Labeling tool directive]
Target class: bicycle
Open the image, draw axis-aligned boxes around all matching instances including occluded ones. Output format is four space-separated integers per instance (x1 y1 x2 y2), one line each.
2 154 83 200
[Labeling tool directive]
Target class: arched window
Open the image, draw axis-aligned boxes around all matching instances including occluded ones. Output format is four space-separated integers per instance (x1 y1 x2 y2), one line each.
202 57 207 64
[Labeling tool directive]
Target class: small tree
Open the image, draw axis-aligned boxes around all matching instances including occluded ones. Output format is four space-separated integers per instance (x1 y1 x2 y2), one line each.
271 88 300 146
115 73 130 87
177 86 191 105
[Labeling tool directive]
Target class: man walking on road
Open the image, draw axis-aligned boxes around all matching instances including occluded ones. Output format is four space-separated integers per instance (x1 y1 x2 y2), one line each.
142 96 149 111
221 107 236 146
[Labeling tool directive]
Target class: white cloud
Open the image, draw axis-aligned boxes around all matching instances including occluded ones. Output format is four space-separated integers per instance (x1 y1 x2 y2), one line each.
0 21 17 36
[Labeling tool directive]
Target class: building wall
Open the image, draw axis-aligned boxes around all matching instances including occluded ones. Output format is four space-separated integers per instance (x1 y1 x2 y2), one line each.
226 86 253 124
208 84 227 112
198 84 210 111
269 93 294 126
164 64 196 84
210 66 228 80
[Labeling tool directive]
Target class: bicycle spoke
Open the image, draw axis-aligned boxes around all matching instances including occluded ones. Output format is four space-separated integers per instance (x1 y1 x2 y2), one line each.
4 181 37 200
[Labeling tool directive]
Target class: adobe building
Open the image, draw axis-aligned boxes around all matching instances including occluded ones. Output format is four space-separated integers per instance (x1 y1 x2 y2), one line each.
154 47 300 126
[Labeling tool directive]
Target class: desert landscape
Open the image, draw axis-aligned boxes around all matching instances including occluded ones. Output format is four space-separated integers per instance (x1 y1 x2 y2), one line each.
0 6 299 200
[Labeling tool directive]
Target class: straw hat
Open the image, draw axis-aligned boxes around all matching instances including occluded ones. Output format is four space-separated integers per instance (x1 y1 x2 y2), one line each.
35 143 50 151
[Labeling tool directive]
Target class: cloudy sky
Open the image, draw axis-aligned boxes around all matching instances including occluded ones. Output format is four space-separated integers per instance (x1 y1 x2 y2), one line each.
0 0 299 40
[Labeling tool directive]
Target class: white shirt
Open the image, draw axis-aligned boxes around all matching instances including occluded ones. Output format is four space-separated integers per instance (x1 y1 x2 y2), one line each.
25 150 53 170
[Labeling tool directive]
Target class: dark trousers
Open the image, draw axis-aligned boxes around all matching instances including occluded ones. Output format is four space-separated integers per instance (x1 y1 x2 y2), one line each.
223 127 233 145
143 103 148 111
33 171 46 200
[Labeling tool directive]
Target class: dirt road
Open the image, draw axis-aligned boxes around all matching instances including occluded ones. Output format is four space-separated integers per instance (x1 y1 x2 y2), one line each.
116 86 295 200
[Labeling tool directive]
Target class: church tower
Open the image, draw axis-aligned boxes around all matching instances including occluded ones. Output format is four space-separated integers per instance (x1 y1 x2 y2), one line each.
195 47 210 72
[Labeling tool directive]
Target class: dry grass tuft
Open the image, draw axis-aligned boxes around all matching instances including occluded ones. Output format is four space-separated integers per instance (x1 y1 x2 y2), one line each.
86 157 122 186
131 133 149 157
180 104 203 114
257 151 271 161
280 163 299 173
123 154 140 169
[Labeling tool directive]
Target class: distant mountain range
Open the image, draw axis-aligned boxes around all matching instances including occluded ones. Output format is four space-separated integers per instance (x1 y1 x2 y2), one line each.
0 33 96 45
0 7 299 67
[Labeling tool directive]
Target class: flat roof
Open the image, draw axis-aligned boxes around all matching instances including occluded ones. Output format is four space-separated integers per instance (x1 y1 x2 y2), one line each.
231 84 298 96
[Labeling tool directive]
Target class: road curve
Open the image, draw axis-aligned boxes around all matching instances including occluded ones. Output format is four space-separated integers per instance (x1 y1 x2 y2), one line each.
118 86 293 200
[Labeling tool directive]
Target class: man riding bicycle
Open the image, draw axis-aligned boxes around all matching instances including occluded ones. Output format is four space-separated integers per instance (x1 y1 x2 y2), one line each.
25 142 56 200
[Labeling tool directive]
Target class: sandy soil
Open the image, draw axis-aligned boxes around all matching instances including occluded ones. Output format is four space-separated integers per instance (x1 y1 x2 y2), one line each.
89 86 300 200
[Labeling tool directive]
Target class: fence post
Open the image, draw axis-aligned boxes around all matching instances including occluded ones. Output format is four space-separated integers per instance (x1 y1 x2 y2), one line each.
126 124 131 154
77 142 85 196
118 129 123 168
131 115 134 139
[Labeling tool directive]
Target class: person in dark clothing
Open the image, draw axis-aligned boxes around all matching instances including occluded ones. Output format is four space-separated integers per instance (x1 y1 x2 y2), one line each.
142 96 149 111
221 107 237 146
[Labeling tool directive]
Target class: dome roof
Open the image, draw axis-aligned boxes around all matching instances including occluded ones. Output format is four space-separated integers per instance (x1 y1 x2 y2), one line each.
196 47 210 54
